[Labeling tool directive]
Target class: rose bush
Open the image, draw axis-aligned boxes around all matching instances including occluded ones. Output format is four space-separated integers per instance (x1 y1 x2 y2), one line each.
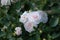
0 0 60 40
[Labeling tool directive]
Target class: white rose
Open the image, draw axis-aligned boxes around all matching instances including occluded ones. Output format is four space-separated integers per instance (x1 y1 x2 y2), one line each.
15 27 22 36
15 30 22 36
24 21 37 33
1 0 11 6
28 11 48 23
38 11 48 23
15 27 21 31
28 11 42 24
19 11 28 23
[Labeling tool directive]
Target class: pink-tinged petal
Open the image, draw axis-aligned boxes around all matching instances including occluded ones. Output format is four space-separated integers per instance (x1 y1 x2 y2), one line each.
15 27 22 36
24 21 37 33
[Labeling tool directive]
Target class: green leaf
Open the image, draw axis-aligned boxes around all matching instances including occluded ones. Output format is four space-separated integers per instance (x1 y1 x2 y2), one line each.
9 37 15 40
49 17 59 27
51 33 60 39
36 0 48 10
47 34 52 40
0 31 6 37
17 37 23 40
35 33 41 40
14 1 21 10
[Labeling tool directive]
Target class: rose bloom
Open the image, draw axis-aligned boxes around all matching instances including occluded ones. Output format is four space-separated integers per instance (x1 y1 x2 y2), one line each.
38 11 48 23
15 27 22 36
28 11 42 24
19 11 28 23
24 21 37 33
28 11 48 23
1 0 11 6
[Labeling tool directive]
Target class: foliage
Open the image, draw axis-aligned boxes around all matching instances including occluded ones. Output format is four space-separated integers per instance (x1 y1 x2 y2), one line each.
0 0 60 40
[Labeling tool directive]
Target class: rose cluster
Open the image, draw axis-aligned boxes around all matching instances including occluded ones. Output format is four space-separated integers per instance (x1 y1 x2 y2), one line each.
19 11 48 33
